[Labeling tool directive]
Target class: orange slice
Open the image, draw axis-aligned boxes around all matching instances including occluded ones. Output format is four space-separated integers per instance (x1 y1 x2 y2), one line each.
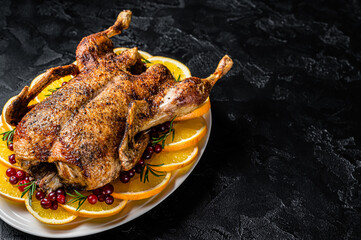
61 194 127 218
146 56 191 80
0 122 21 170
25 194 77 225
150 146 198 172
113 47 153 60
175 97 211 121
1 96 17 130
112 172 171 200
36 75 73 102
163 117 207 152
0 163 24 202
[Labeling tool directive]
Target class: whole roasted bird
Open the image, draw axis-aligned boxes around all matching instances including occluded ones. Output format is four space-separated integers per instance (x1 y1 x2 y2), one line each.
5 10 233 192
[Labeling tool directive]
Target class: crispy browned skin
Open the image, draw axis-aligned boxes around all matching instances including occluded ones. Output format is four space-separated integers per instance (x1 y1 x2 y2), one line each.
9 10 233 191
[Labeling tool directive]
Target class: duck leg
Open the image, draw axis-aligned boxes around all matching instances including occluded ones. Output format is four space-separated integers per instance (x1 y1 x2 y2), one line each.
139 55 233 131
5 64 79 126
75 10 133 70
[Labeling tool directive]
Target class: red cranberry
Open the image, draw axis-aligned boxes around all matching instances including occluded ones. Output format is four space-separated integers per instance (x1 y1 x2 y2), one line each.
102 184 114 195
8 154 16 164
87 194 98 204
92 188 103 196
97 194 105 202
138 159 145 166
119 172 130 183
18 179 30 192
154 144 162 153
15 170 26 180
146 146 154 154
50 201 58 210
48 192 57 201
143 151 152 160
128 168 136 178
8 143 13 151
40 198 52 209
157 124 166 132
24 176 30 181
36 191 45 200
6 168 16 177
56 194 66 204
62 81 67 86
164 121 171 130
105 195 114 205
9 176 18 185
56 188 65 196
135 164 143 174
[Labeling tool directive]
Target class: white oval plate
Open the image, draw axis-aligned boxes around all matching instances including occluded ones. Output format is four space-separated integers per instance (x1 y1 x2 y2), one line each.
0 111 211 238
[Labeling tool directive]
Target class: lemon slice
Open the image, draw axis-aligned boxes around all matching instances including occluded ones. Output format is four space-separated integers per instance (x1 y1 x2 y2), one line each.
25 194 77 225
0 163 24 202
146 56 191 80
175 97 211 121
61 195 127 218
150 146 198 172
112 172 171 200
163 117 207 152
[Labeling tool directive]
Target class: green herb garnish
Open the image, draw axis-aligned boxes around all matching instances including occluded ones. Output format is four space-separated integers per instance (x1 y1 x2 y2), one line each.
19 181 36 206
45 87 61 97
175 74 181 82
151 118 176 149
141 57 151 64
66 190 87 211
140 163 165 183
1 128 15 147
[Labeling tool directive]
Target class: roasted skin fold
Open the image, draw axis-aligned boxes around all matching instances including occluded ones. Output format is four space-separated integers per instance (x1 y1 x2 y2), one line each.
5 10 233 192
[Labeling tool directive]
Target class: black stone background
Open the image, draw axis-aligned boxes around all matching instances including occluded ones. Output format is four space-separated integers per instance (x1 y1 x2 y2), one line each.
1 0 361 239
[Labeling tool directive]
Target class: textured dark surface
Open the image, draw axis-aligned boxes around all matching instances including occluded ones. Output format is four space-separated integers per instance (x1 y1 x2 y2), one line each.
1 0 361 239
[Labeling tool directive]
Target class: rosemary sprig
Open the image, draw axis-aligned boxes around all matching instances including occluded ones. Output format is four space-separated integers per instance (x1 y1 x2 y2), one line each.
151 118 176 149
18 181 36 206
140 163 166 183
66 190 87 211
45 87 61 97
175 74 181 82
141 57 151 64
1 128 15 147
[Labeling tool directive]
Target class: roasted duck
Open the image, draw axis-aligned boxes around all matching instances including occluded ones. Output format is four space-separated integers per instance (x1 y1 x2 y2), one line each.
5 10 233 192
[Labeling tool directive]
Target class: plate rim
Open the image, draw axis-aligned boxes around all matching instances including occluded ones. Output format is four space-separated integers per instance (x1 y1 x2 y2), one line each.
0 111 212 238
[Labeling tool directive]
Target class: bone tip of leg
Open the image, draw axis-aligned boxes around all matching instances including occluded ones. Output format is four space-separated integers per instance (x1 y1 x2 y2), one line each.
204 55 233 84
220 55 234 71
216 55 233 77
117 10 133 29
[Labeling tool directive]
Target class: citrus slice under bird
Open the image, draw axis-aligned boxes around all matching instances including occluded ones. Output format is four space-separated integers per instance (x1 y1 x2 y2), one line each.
61 195 127 218
163 117 207 152
36 75 73 102
1 96 18 131
112 172 171 200
0 163 24 202
175 97 211 122
146 56 191 80
150 146 198 172
25 194 77 225
0 123 21 170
